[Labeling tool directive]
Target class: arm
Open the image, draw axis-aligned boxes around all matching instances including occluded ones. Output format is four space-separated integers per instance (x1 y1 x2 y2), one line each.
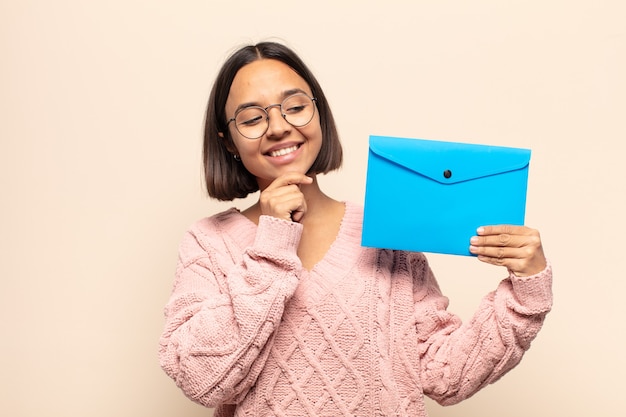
159 215 303 407
411 254 553 405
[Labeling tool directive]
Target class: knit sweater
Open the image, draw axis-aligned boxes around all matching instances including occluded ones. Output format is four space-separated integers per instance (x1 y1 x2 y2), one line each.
159 202 553 417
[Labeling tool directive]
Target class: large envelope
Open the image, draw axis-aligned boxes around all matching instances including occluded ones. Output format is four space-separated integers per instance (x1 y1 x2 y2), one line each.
362 135 531 256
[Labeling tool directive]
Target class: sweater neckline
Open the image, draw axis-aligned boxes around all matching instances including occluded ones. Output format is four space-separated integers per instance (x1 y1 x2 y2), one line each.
306 200 362 274
227 201 363 276
222 202 364 306
292 201 364 304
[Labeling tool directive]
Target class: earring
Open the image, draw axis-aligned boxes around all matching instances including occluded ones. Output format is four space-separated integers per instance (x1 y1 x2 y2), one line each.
233 154 241 161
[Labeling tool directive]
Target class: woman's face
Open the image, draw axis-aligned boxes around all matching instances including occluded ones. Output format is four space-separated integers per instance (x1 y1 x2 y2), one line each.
224 59 323 190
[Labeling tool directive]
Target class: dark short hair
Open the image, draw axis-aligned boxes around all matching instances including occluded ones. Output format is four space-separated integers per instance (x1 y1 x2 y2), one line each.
203 42 343 201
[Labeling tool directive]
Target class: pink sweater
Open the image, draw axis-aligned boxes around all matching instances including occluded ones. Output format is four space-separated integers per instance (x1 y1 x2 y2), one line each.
159 202 552 416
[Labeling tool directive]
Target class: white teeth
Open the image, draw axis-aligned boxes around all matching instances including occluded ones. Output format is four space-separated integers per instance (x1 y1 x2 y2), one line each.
269 145 299 157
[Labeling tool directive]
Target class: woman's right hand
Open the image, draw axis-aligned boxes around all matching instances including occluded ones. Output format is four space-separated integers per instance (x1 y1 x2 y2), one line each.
258 172 313 222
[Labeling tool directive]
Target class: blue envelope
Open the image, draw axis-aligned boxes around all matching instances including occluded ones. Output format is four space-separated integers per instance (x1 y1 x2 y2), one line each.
362 135 531 256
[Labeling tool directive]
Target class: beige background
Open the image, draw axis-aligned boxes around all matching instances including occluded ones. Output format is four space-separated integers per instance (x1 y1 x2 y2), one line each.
2 0 625 416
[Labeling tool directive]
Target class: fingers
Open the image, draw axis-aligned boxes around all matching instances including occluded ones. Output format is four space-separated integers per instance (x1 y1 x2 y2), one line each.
469 225 547 277
264 172 314 190
259 173 313 222
472 225 530 248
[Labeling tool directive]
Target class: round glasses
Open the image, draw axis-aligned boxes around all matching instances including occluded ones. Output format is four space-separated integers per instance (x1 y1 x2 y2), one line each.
226 93 317 139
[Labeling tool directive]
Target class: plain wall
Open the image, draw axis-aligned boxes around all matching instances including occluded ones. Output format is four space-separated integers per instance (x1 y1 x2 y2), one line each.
2 1 625 416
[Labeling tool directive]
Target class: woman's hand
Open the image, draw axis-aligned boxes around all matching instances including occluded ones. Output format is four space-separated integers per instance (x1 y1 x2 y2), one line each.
259 172 313 222
469 225 547 277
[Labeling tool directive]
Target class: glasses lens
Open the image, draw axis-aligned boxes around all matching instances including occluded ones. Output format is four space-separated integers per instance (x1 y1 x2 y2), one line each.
232 94 316 139
282 94 315 127
235 107 267 139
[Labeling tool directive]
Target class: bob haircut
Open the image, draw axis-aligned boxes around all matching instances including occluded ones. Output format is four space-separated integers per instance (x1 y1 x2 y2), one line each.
203 41 343 201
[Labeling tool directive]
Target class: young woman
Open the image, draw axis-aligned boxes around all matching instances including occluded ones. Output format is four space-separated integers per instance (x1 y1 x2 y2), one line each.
159 41 552 417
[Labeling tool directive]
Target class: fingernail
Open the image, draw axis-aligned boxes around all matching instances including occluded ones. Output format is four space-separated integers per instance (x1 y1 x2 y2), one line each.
477 227 485 234
470 236 479 244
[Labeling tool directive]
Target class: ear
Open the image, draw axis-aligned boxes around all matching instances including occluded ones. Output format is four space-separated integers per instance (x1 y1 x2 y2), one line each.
218 131 238 155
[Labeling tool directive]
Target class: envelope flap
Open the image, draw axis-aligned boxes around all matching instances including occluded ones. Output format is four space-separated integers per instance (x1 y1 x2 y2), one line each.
369 135 531 184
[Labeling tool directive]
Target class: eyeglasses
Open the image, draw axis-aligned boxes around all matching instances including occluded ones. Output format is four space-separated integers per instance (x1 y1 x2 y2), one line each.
226 93 317 139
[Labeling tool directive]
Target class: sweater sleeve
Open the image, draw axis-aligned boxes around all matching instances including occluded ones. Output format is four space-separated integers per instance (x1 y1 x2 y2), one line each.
159 215 303 407
409 254 553 405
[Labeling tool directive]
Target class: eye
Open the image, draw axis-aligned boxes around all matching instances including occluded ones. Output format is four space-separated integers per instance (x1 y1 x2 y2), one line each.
284 104 307 114
239 115 263 126
236 108 265 126
282 94 311 114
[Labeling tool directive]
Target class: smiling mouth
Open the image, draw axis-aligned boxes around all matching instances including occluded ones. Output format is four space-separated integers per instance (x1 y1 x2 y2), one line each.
268 144 300 157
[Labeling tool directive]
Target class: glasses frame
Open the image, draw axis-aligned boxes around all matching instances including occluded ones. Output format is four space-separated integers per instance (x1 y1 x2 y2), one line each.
226 93 317 140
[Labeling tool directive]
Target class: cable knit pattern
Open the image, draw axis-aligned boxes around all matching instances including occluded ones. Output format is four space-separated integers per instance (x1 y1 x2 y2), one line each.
159 202 553 416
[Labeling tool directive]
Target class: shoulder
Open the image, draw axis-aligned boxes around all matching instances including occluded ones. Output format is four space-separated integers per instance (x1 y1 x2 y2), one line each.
380 249 431 277
186 207 246 239
344 200 363 217
341 201 431 272
344 200 428 266
190 207 248 235
178 208 255 267
342 201 363 231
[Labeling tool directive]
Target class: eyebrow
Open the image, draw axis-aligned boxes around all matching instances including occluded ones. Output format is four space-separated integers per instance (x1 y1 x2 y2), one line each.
234 88 309 112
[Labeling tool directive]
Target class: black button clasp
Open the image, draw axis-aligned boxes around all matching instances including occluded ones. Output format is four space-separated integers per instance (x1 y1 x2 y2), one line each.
443 169 452 179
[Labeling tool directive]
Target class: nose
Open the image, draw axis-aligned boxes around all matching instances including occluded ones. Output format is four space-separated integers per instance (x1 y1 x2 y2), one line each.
265 105 291 139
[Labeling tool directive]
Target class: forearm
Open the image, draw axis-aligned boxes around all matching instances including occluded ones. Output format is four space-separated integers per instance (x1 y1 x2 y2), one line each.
422 263 553 405
159 216 303 406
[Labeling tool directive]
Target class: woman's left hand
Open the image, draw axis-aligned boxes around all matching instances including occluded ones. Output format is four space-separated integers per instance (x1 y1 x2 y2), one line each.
469 225 547 277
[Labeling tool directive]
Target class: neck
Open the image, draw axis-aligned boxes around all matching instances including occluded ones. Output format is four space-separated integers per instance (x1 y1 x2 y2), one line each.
298 175 336 212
